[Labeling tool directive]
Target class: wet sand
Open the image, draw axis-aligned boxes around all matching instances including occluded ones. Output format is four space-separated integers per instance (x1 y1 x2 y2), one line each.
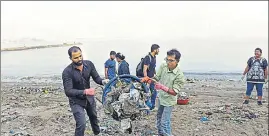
1 77 268 136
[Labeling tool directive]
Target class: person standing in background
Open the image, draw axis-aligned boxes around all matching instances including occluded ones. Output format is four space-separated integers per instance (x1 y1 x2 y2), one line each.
105 51 117 80
241 48 268 105
142 44 160 110
116 52 130 75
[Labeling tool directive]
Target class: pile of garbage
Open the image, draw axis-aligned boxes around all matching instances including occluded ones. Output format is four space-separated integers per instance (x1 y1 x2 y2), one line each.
101 75 152 134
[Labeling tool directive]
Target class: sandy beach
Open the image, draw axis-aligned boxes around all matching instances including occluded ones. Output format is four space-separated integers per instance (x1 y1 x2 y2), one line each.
1 76 268 136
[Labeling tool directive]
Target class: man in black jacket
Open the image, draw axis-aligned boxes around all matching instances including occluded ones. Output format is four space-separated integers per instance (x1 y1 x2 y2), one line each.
62 46 109 136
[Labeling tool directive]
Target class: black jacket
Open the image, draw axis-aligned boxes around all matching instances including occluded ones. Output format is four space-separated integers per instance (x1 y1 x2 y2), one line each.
118 60 130 75
62 60 103 106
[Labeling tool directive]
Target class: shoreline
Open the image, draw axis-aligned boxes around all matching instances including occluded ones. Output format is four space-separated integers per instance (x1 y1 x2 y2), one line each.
1 42 82 52
1 73 244 83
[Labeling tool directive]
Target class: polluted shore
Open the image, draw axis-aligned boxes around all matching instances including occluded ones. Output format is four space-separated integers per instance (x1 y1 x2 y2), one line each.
1 76 268 136
1 42 82 52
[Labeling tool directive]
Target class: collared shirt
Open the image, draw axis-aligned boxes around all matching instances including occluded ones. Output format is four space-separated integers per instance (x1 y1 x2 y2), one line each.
143 53 156 78
153 63 185 106
105 59 116 80
62 60 103 106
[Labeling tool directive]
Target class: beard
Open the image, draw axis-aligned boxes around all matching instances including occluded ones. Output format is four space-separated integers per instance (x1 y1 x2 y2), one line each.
73 60 83 66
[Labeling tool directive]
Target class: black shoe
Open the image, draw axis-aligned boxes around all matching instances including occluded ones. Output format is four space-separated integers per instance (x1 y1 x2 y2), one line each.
243 100 249 104
127 127 132 134
257 101 262 105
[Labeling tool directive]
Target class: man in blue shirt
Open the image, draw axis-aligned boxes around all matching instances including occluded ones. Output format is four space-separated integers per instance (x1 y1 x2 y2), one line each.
143 44 160 110
105 51 117 80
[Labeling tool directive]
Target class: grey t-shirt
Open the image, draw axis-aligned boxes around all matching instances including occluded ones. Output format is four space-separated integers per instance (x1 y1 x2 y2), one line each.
246 57 268 83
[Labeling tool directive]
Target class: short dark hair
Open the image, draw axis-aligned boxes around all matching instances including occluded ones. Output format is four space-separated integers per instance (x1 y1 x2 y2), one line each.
151 44 160 52
110 51 116 55
255 48 262 53
68 46 81 57
167 49 181 61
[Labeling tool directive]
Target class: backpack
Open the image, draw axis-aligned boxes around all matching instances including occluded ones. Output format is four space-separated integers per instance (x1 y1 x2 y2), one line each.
136 54 152 77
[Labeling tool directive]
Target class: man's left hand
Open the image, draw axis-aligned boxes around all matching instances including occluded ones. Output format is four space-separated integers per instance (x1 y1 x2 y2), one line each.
102 79 110 85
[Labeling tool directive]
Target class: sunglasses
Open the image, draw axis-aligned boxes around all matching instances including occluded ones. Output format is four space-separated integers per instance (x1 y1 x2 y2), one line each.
164 57 176 63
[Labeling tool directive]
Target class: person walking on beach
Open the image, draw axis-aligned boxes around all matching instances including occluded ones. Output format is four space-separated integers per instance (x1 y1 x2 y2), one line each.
136 44 160 110
141 49 185 136
62 46 109 136
241 48 268 105
104 51 117 80
115 52 130 75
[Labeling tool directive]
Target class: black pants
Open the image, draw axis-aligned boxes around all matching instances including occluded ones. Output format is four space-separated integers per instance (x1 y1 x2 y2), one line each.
70 96 100 136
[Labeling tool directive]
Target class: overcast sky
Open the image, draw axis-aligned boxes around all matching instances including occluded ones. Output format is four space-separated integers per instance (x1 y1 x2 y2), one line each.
1 1 268 40
1 1 268 72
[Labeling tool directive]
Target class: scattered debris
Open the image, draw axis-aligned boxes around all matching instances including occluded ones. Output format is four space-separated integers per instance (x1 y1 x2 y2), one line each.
1 77 268 136
186 79 195 83
9 130 15 134
200 117 209 122
205 112 213 116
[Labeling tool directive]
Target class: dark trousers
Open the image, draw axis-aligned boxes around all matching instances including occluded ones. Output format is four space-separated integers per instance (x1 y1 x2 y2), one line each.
70 96 100 136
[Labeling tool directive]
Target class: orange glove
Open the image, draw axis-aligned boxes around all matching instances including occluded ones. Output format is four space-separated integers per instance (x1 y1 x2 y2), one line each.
84 88 95 96
140 76 152 84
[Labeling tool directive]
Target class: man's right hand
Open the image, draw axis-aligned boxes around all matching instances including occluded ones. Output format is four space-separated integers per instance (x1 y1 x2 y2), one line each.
84 88 95 96
265 78 268 84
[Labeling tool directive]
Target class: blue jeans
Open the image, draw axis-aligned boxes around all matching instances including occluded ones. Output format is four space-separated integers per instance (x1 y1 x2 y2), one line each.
150 82 157 109
246 82 263 97
156 102 173 136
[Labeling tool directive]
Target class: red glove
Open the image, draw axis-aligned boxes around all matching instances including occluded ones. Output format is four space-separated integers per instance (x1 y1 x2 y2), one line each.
84 88 95 96
155 83 169 92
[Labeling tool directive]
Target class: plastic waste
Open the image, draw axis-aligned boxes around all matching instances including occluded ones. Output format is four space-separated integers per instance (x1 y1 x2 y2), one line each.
85 130 92 134
44 90 48 94
200 116 209 122
9 130 14 134
100 126 108 132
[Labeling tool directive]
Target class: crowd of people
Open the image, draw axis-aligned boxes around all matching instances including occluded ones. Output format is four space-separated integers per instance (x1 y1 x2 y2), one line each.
62 45 268 136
